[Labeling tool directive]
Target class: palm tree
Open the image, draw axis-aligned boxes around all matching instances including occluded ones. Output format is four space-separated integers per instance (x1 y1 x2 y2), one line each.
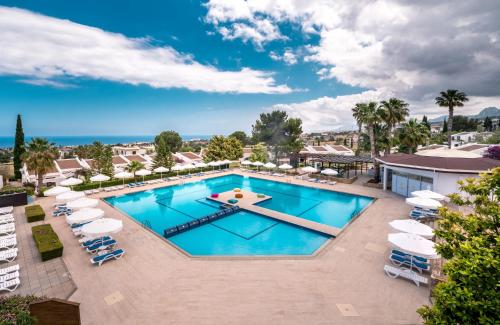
352 101 383 180
435 89 469 148
126 161 145 181
380 98 409 155
22 138 59 195
398 119 431 154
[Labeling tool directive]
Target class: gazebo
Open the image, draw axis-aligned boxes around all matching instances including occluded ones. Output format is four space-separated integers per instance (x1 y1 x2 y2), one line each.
296 153 373 178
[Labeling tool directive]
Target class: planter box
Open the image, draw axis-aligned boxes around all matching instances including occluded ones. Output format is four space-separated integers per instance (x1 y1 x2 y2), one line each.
0 192 28 207
32 224 64 261
25 204 45 223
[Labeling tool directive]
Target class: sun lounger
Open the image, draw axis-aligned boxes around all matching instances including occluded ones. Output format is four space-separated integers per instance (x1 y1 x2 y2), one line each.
0 223 15 236
84 190 93 195
86 239 117 253
91 248 125 266
391 249 428 263
81 236 112 248
0 238 17 250
0 248 18 263
0 216 14 225
328 181 337 185
0 206 13 215
390 254 430 273
0 278 20 292
384 264 428 286
0 264 19 276
0 270 19 282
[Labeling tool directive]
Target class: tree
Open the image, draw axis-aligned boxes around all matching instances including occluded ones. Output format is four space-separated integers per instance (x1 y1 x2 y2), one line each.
153 136 174 169
204 136 243 161
91 141 105 173
249 143 268 162
435 89 469 148
73 145 93 159
421 115 431 131
483 129 500 144
155 131 182 153
281 118 303 157
442 119 448 134
418 168 500 324
126 161 144 181
13 114 25 180
397 119 430 154
229 131 249 146
22 138 58 195
483 116 493 132
451 115 479 132
101 146 114 177
380 98 410 154
225 136 244 160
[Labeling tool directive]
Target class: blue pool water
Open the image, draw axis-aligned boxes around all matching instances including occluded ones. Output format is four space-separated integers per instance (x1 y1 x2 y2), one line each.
105 174 373 256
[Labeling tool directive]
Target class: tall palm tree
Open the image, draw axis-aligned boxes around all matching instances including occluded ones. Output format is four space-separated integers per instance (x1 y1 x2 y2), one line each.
399 119 431 154
22 137 59 195
126 161 145 181
352 101 383 180
435 89 469 148
380 98 409 155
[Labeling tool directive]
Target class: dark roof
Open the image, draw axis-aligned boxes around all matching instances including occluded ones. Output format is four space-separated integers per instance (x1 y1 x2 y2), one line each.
330 145 351 152
112 156 128 165
301 153 373 164
126 155 147 162
457 144 489 152
56 159 82 170
312 146 328 151
376 153 499 173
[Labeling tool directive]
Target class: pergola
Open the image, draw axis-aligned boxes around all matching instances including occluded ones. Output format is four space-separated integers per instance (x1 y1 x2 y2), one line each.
298 153 374 178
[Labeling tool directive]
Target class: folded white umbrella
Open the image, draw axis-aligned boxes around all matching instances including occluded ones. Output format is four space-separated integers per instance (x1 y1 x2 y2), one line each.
67 198 99 210
66 208 104 225
411 190 446 201
388 233 439 258
321 168 338 176
389 220 434 239
60 177 83 187
56 191 85 202
44 186 70 197
301 166 318 173
406 197 442 209
81 218 123 239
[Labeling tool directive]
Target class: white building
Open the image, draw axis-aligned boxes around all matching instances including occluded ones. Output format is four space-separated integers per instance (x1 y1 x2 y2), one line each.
112 146 146 156
450 132 477 147
21 158 87 185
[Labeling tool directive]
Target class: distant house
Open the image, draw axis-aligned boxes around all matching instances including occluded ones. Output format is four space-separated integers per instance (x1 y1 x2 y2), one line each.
21 158 86 185
451 132 477 147
300 144 354 156
174 152 203 163
112 146 146 156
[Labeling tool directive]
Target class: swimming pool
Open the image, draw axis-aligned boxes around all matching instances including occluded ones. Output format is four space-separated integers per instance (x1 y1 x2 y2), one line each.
105 174 373 256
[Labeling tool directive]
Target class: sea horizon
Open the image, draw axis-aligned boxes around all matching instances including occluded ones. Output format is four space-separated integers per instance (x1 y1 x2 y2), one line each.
0 135 212 149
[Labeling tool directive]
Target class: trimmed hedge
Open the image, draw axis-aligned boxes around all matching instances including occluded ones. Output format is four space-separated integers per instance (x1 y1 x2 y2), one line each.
25 205 45 223
32 224 63 261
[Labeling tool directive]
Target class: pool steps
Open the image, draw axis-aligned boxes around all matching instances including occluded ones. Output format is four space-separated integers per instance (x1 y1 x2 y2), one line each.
164 206 240 238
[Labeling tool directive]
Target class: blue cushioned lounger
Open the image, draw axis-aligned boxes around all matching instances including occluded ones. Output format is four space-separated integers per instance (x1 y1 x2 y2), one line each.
86 239 117 253
391 249 428 263
91 249 125 266
81 236 112 248
390 254 429 273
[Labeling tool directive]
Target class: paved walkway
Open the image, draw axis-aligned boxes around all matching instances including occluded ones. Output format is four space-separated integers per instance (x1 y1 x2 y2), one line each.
30 170 428 324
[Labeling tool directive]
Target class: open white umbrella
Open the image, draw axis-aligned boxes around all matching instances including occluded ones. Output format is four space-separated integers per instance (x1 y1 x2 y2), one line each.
81 218 123 239
171 164 184 176
207 161 219 171
194 162 208 173
411 190 446 201
264 162 276 173
56 191 85 202
154 166 169 179
301 166 318 173
67 198 99 210
60 177 83 189
114 171 133 186
252 161 264 171
66 208 104 225
388 233 439 259
221 159 231 167
241 160 253 170
389 220 434 239
44 186 70 197
135 169 151 182
278 163 293 175
215 160 225 170
183 163 196 175
321 168 338 176
90 174 110 188
406 197 442 209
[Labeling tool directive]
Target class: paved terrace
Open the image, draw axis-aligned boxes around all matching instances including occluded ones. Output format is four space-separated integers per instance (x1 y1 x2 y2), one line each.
21 170 428 324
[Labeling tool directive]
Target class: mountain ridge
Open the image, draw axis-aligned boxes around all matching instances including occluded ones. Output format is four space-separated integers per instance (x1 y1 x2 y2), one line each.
429 107 500 123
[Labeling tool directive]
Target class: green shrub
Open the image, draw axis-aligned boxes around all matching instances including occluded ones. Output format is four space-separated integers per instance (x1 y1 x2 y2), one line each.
0 186 34 196
0 295 44 325
25 205 45 223
32 224 63 261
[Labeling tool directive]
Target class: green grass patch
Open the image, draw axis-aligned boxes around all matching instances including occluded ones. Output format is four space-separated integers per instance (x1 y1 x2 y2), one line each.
32 224 63 261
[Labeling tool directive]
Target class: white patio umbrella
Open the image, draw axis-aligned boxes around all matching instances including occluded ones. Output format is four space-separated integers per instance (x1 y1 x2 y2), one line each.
195 162 208 172
56 191 85 202
278 163 293 175
389 220 434 239
67 198 99 210
252 161 264 171
135 169 151 182
81 218 123 239
411 190 446 201
207 161 219 171
183 163 196 175
60 177 83 189
221 159 231 167
90 174 110 188
44 186 70 197
406 197 442 210
241 160 253 169
153 166 169 179
215 160 225 170
388 233 439 259
264 162 276 173
66 208 104 225
114 171 133 186
171 164 184 176
301 166 318 174
321 168 338 176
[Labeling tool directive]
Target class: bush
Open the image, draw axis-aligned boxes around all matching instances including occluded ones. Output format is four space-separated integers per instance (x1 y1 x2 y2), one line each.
32 224 63 261
25 205 45 223
0 186 34 196
0 295 44 325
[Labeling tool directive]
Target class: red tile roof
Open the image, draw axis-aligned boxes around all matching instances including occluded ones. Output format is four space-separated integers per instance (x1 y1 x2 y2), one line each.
312 146 328 152
330 145 351 152
112 156 128 165
181 152 201 159
56 159 82 170
125 155 146 163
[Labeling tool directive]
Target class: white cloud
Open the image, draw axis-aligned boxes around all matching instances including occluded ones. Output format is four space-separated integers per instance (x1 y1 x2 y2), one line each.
269 48 298 65
0 6 292 94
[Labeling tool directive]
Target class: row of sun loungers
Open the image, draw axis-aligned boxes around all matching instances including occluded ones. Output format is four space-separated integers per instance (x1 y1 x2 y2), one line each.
409 207 438 220
0 264 20 292
0 207 20 292
384 249 430 286
0 206 13 215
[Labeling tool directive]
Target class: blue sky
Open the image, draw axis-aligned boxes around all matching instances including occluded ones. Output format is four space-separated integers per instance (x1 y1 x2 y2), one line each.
0 1 499 136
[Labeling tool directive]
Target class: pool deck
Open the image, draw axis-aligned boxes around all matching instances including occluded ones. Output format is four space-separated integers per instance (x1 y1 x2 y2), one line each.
208 189 341 236
9 169 430 324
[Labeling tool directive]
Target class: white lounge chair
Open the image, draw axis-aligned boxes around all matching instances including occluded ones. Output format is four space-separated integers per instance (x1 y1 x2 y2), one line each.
0 248 18 263
384 264 428 287
0 264 19 275
0 206 13 215
0 237 16 250
0 270 19 282
0 278 20 292
0 223 15 235
0 215 14 225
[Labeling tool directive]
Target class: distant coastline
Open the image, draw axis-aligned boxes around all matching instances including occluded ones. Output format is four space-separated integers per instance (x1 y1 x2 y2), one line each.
0 135 211 148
